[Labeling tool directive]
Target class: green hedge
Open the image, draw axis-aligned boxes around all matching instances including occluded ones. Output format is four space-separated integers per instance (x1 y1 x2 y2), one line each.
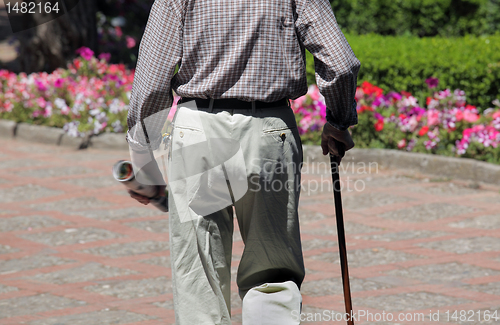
306 33 500 110
330 0 500 37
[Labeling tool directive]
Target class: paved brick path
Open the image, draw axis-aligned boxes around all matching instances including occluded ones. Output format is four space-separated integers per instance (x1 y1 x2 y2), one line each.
0 137 499 324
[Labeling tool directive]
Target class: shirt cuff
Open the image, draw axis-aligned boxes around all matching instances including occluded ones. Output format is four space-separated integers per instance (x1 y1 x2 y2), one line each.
325 101 358 131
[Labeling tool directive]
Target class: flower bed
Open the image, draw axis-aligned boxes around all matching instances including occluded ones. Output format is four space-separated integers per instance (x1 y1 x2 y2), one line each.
1 49 499 164
293 80 500 164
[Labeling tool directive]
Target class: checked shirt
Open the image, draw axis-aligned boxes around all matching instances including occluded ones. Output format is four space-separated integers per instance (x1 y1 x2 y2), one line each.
126 0 361 151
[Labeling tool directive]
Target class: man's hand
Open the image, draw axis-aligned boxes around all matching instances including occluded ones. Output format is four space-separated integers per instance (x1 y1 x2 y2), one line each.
321 122 355 159
128 185 166 205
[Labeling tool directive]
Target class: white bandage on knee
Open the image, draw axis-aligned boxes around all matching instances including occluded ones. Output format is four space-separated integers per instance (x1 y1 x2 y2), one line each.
242 280 302 325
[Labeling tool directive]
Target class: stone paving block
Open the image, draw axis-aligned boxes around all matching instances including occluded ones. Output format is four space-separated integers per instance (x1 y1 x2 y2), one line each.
59 133 84 148
16 123 64 146
387 262 500 285
153 299 174 310
26 262 138 284
90 133 129 151
30 196 111 211
0 284 18 294
0 119 16 138
448 214 500 230
84 276 172 299
58 151 127 161
342 192 413 211
311 248 423 268
81 241 170 258
298 210 328 225
0 244 19 255
361 175 420 188
19 227 122 246
11 143 66 153
124 219 169 233
138 256 171 268
69 207 161 221
29 309 155 325
0 254 75 274
408 183 479 196
353 291 471 312
14 166 97 178
301 238 337 250
0 215 70 232
301 276 393 297
361 230 450 242
60 175 117 189
302 221 383 236
472 195 500 204
0 293 85 318
418 237 500 254
230 290 242 310
0 158 46 169
467 281 500 296
0 184 63 203
378 202 477 223
0 177 8 184
233 229 242 242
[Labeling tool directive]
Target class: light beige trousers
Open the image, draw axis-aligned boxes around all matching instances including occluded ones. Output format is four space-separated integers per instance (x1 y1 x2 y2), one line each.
167 101 305 325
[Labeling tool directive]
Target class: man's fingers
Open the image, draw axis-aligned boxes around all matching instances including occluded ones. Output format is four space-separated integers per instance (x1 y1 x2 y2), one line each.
327 138 340 157
321 139 329 156
128 190 150 205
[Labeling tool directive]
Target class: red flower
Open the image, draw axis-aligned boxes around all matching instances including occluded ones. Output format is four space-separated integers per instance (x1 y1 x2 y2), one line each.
465 104 476 111
419 126 429 136
401 91 412 98
374 119 384 132
426 97 432 106
361 81 384 97
399 114 407 120
359 105 374 113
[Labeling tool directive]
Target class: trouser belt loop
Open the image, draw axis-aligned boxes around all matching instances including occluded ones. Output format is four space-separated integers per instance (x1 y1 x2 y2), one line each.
209 98 214 113
251 101 256 114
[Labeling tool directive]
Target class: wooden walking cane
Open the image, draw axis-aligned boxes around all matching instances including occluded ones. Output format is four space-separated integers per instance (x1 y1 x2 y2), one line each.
330 143 354 325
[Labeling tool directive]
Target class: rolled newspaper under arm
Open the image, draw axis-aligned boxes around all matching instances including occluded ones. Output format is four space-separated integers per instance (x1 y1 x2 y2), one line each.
112 160 168 212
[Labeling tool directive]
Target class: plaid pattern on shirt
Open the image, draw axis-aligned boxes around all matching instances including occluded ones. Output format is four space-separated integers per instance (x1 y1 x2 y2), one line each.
126 0 361 151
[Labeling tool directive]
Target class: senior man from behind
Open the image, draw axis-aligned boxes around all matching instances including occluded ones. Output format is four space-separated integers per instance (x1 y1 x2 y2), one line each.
126 0 360 324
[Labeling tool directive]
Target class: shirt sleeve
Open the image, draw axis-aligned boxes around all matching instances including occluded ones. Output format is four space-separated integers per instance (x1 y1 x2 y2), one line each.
295 0 361 131
126 0 183 152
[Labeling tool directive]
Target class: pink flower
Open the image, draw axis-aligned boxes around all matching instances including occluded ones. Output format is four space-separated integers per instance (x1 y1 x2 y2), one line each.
455 110 464 122
493 111 500 119
35 80 47 92
308 85 320 101
463 110 479 123
115 26 123 38
425 77 439 89
98 53 111 62
397 139 406 149
3 101 13 112
37 97 46 108
125 36 136 49
427 110 440 126
76 47 94 60
355 88 364 101
54 78 64 88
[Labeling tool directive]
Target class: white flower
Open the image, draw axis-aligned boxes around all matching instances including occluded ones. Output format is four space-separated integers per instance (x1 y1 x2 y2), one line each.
54 98 67 109
89 108 101 116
